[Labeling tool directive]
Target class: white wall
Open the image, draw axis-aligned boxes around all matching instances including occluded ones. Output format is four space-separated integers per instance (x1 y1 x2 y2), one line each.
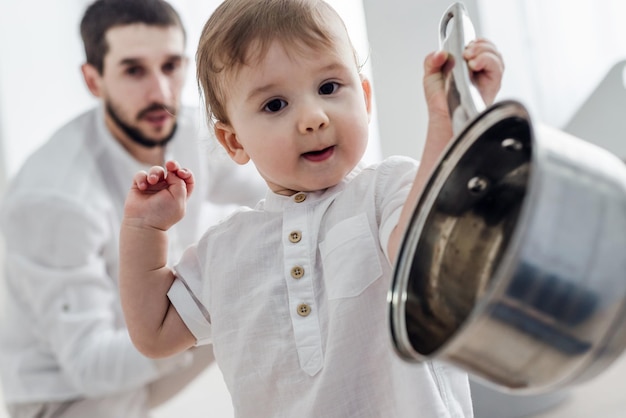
362 0 481 159
476 0 626 159
0 86 5 193
0 0 95 179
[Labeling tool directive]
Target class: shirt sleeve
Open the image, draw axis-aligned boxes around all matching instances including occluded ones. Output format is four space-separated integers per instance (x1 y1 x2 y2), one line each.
169 242 213 346
376 156 420 262
1 193 190 397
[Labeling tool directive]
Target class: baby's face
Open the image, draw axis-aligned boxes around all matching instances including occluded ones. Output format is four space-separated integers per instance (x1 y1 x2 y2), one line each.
217 21 372 196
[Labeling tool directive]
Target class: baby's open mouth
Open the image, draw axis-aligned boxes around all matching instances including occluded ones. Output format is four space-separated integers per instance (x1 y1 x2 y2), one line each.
303 146 334 162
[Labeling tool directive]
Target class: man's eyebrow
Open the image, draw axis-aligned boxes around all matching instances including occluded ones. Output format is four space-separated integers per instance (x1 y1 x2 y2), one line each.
118 54 184 66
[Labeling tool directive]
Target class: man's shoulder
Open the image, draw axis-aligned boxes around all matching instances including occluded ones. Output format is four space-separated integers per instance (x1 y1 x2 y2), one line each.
4 108 106 205
21 108 98 168
21 108 101 172
46 107 98 142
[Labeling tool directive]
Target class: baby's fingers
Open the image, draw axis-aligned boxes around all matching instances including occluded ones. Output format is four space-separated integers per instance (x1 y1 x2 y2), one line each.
464 40 501 69
133 166 167 191
165 160 195 197
463 39 502 61
463 39 504 106
424 50 449 76
133 170 150 191
147 165 167 185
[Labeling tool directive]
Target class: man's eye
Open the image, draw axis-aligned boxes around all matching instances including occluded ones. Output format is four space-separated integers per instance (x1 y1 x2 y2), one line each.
264 99 287 113
163 61 179 74
319 82 339 95
126 66 144 77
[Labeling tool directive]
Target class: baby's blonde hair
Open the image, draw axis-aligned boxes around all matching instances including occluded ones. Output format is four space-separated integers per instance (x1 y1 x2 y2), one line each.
196 0 358 126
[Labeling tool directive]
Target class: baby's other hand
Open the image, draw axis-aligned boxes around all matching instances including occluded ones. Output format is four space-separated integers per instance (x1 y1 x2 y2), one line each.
134 160 194 194
125 160 195 230
463 38 504 106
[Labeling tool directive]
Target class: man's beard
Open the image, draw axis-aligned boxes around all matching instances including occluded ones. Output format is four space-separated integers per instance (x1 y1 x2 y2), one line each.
106 102 178 148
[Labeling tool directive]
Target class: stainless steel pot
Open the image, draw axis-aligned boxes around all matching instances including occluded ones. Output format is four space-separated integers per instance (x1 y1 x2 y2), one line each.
388 2 626 393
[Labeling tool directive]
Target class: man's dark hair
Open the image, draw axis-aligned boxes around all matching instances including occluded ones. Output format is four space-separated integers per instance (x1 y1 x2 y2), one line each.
80 0 186 74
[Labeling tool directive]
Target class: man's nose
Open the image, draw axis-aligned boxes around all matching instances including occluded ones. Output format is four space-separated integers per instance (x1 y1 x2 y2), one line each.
146 72 172 103
297 100 329 134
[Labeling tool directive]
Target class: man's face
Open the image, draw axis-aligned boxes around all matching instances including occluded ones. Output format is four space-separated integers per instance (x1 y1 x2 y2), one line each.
96 24 187 146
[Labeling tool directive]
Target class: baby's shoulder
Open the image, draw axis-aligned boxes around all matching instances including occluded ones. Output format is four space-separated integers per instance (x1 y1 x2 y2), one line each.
371 155 419 172
198 205 269 241
354 156 419 186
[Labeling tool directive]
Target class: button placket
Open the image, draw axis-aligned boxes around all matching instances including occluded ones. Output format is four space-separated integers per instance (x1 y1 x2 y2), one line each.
282 201 323 376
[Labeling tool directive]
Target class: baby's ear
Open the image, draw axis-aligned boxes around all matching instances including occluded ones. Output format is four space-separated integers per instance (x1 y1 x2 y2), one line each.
214 122 250 165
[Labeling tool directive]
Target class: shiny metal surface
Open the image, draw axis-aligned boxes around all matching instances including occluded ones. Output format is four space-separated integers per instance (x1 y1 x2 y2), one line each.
439 2 485 132
389 2 626 393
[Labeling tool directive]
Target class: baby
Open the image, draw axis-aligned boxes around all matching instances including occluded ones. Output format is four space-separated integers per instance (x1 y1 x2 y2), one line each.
120 0 504 416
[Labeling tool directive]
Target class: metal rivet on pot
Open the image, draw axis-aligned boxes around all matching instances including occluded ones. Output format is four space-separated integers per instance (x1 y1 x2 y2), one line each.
467 175 489 195
501 138 523 151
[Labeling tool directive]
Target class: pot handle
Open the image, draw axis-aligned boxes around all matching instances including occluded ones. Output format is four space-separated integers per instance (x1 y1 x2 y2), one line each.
439 2 486 134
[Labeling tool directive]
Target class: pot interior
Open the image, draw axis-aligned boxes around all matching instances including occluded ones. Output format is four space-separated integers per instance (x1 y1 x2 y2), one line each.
404 114 533 355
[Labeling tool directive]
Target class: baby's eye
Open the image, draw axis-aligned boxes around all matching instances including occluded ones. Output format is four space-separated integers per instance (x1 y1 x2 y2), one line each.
319 82 339 95
263 98 287 113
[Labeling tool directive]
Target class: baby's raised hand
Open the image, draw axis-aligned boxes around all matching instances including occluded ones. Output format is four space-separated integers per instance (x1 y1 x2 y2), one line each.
423 38 504 120
462 38 504 106
124 160 195 231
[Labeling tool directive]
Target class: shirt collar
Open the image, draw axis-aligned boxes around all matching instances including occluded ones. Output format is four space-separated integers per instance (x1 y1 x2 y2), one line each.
261 162 365 212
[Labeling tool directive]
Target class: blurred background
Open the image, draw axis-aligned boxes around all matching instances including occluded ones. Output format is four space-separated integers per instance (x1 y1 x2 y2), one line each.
1 0 626 417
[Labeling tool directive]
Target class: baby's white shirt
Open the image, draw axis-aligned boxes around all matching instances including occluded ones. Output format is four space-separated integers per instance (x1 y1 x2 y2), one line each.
169 156 474 418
